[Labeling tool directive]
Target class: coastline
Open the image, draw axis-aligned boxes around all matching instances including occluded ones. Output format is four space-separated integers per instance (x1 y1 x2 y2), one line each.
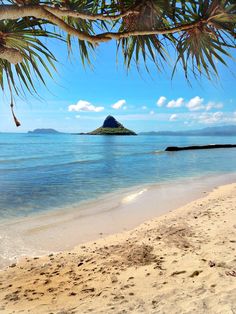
1 172 236 269
0 181 235 313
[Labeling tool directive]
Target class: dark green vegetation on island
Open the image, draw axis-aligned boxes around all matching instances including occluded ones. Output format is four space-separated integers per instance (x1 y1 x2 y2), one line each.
165 144 236 151
87 116 136 136
140 125 236 137
89 127 136 135
28 129 61 134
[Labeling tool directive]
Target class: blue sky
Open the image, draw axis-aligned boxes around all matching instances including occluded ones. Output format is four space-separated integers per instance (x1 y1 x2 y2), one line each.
1 40 236 133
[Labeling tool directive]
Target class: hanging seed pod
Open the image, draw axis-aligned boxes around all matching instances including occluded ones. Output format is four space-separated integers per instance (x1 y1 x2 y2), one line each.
141 0 157 30
119 0 144 31
7 74 21 127
10 102 21 127
123 14 138 31
125 0 158 32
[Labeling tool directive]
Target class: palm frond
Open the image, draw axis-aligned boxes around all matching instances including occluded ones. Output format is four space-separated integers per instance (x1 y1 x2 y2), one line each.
0 18 59 96
172 0 235 80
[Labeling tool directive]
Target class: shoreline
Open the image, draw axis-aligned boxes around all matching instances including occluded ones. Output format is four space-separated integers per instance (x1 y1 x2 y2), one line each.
0 181 235 313
1 172 236 269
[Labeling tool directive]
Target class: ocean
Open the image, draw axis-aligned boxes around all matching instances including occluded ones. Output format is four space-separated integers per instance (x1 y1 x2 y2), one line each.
0 133 236 221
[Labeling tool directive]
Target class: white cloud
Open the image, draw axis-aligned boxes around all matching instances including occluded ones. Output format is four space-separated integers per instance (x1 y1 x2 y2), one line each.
205 102 223 111
160 96 224 112
186 96 204 111
198 111 224 124
185 97 224 112
167 98 184 108
157 96 167 107
75 115 80 119
112 99 126 110
186 96 223 111
169 114 178 121
68 100 104 113
142 106 147 110
123 106 127 110
109 111 236 124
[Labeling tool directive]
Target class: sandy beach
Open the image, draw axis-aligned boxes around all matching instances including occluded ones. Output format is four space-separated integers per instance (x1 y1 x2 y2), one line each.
1 173 236 270
0 182 236 313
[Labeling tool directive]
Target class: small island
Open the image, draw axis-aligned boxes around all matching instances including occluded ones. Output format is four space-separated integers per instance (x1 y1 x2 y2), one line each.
28 128 61 134
87 115 136 135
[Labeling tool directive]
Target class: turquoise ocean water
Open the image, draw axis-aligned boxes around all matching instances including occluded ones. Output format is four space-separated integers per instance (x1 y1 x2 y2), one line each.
0 133 236 221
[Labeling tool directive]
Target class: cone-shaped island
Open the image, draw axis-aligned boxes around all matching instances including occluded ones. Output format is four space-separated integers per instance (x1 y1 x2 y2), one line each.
88 115 136 135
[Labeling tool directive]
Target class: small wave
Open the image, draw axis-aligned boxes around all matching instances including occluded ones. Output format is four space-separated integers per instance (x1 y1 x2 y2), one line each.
0 153 76 164
0 158 103 172
143 150 165 155
123 150 165 157
122 189 147 204
153 150 165 154
0 156 43 164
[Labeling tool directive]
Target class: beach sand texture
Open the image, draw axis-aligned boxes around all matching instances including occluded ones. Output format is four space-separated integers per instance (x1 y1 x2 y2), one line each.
0 183 236 314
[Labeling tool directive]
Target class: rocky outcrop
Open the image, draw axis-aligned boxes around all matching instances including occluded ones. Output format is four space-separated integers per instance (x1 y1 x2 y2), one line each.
165 144 236 151
102 116 123 128
88 116 136 135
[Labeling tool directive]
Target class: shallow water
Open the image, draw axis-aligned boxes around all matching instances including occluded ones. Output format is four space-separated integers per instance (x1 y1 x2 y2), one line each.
0 133 236 220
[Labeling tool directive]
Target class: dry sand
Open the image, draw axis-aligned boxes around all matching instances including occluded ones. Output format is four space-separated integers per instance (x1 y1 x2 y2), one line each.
0 183 236 314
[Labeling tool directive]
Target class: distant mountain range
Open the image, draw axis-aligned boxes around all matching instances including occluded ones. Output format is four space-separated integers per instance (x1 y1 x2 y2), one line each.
28 128 62 134
26 125 236 136
139 125 236 136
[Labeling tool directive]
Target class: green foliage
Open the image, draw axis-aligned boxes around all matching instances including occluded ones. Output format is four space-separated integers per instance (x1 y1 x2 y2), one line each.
88 126 136 135
0 19 58 96
172 0 236 80
0 0 235 118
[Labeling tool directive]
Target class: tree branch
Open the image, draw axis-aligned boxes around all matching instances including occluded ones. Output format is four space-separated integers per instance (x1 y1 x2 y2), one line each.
41 7 110 43
97 20 208 40
0 4 209 56
0 4 138 21
0 5 112 43
0 4 207 41
45 5 139 21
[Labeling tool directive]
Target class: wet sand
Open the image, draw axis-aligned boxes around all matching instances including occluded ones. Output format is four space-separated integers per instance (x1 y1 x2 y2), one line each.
1 173 236 269
0 182 236 313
